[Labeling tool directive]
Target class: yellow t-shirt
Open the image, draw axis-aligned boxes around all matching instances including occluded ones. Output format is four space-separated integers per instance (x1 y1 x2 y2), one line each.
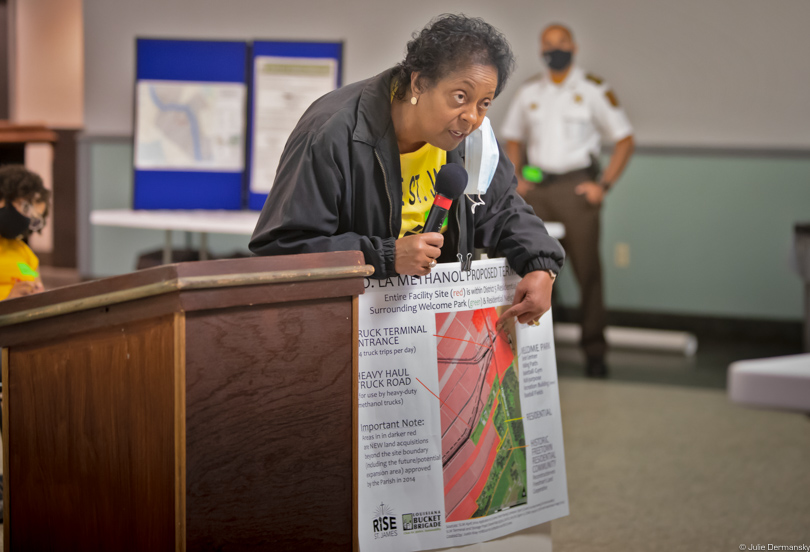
0 237 40 300
399 143 448 237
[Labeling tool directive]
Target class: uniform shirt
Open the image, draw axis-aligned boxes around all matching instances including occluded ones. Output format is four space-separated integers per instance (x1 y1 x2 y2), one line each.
399 143 447 237
0 237 39 300
501 66 633 175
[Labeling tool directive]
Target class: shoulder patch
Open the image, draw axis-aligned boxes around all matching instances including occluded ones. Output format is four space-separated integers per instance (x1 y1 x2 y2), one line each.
585 73 604 85
605 89 620 107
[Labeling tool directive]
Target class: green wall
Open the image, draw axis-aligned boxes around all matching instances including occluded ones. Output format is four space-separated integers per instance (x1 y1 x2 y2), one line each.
86 140 808 321
555 152 809 321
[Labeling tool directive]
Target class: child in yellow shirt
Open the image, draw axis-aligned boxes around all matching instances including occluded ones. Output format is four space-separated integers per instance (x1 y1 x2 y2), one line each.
0 165 50 300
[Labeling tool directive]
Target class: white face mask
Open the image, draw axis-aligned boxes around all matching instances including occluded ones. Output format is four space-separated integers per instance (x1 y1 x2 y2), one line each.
463 116 499 196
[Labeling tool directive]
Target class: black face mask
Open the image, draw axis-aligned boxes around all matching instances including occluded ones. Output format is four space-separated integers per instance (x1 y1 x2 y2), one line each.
0 202 32 239
543 49 573 71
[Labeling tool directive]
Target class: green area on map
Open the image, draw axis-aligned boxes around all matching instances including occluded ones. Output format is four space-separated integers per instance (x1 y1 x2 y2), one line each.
472 362 528 517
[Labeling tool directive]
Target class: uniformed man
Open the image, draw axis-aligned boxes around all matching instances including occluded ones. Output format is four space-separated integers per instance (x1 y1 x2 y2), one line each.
501 23 635 377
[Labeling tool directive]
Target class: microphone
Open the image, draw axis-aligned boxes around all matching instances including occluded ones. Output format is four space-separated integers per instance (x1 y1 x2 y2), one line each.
422 163 468 233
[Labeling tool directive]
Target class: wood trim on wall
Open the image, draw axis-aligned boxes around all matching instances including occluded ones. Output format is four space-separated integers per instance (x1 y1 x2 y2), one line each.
51 128 80 268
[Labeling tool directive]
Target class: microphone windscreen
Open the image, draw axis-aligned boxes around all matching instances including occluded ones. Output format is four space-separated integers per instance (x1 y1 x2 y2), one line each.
435 163 468 200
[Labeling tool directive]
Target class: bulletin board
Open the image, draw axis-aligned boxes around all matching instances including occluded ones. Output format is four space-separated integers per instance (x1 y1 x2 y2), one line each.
247 41 343 211
133 38 249 210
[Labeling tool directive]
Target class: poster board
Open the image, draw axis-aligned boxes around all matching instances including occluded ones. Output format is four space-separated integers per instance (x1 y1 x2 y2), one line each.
247 41 342 210
357 259 568 551
133 38 248 210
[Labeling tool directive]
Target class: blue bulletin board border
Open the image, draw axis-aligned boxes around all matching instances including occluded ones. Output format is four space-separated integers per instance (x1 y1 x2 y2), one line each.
133 38 249 210
246 41 343 211
136 39 248 83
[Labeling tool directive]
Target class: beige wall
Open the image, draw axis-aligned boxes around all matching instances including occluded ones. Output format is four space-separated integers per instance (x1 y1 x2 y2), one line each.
82 0 810 148
12 0 83 127
9 0 83 254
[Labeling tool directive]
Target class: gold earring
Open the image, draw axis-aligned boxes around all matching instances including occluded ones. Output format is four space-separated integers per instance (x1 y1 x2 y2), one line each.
410 96 418 105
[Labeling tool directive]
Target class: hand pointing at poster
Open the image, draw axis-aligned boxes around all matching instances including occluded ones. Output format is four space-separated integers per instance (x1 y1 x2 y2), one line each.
497 270 555 327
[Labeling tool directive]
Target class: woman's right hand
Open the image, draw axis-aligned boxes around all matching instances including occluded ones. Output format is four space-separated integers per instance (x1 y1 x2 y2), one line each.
395 233 444 276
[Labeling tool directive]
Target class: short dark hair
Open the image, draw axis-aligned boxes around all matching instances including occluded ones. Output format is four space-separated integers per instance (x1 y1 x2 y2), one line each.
0 165 51 212
541 24 574 43
392 14 516 101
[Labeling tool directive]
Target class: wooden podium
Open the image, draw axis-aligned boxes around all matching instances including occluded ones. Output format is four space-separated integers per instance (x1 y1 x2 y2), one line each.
0 252 371 551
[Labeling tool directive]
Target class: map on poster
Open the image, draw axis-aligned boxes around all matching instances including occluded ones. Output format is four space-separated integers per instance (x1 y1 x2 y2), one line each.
437 308 528 522
135 80 246 171
357 259 568 552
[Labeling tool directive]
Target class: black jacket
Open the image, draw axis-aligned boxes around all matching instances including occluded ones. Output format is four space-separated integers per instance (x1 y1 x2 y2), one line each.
249 68 565 279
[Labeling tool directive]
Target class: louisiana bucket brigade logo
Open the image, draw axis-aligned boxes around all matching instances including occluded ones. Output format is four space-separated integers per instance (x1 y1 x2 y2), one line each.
402 510 442 533
372 502 398 539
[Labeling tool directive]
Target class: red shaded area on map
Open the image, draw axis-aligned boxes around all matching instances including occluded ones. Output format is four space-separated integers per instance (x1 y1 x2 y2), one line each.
435 308 514 521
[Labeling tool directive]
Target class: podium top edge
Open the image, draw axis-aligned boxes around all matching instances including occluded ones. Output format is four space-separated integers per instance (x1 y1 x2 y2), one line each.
0 252 372 330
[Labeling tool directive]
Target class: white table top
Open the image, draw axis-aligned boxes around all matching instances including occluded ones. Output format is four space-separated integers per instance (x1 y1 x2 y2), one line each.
546 221 564 239
90 209 261 235
90 209 566 239
728 353 810 413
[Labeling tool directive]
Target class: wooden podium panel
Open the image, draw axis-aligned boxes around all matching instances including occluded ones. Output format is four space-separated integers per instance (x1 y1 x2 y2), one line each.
6 314 178 551
184 299 353 550
0 252 370 551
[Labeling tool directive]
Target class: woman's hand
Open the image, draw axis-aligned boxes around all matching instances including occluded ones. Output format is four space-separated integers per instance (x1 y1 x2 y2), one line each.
6 279 44 300
497 270 554 327
574 181 605 205
395 233 443 276
515 177 533 198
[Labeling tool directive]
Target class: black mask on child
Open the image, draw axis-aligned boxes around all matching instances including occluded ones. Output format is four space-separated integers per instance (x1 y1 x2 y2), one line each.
542 49 573 71
0 202 32 239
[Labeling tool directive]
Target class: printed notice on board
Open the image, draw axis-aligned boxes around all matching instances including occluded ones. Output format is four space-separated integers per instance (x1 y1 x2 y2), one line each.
250 56 338 194
357 259 569 552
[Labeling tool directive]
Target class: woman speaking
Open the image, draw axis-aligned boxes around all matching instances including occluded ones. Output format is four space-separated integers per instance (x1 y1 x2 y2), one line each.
250 14 564 325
